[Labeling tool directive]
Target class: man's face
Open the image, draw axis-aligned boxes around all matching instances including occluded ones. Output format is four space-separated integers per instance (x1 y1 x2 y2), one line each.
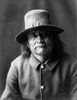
27 30 53 56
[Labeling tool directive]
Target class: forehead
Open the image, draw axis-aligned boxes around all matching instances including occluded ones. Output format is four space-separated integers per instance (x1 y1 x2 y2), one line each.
27 30 54 41
28 30 52 36
29 30 40 34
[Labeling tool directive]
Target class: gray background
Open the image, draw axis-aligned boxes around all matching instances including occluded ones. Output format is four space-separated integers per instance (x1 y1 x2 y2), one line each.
0 0 77 96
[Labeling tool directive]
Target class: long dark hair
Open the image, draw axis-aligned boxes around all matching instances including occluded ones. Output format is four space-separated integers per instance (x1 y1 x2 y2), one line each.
21 34 64 58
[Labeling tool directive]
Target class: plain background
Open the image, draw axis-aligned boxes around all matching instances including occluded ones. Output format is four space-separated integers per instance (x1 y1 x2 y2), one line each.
0 0 77 97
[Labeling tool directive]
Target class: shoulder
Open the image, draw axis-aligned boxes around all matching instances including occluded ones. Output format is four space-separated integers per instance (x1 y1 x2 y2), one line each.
11 55 29 69
58 52 77 71
58 52 77 76
12 55 23 64
60 52 77 64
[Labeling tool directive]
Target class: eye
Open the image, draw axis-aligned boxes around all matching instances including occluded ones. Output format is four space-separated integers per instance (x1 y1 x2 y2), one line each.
32 32 38 37
28 31 38 38
42 31 51 37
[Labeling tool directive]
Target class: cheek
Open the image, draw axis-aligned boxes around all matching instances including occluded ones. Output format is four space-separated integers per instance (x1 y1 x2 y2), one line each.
28 39 34 46
45 38 52 45
45 38 53 50
28 40 35 51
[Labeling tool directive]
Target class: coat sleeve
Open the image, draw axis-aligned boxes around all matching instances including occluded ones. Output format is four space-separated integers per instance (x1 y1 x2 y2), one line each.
0 62 21 100
70 61 77 100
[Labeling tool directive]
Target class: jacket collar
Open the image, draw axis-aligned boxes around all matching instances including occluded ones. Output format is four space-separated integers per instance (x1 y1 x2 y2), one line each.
29 54 40 69
29 54 59 71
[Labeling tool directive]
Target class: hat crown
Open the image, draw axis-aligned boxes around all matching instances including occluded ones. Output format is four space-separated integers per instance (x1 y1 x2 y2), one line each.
24 9 51 29
16 9 64 44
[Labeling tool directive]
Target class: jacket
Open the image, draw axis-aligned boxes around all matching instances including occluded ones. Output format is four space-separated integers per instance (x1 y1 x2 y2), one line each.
1 52 77 100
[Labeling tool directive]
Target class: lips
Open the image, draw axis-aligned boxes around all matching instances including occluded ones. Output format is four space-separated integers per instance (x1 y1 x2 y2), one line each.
36 43 46 48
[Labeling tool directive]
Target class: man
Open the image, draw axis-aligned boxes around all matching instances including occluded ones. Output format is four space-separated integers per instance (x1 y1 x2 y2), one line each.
0 9 77 100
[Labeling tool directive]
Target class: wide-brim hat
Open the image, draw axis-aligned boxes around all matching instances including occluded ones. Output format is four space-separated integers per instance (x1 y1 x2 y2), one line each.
16 9 64 44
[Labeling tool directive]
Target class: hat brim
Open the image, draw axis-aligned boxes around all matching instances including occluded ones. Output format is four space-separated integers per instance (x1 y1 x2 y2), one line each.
15 25 64 44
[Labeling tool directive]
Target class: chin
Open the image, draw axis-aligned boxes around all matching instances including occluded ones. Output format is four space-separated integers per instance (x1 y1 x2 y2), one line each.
35 47 49 54
36 50 47 55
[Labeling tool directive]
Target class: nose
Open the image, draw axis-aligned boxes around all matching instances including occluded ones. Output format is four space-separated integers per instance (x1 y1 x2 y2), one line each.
37 34 45 43
38 32 44 38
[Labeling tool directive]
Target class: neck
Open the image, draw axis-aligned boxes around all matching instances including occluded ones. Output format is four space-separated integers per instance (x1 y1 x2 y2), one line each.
33 54 49 63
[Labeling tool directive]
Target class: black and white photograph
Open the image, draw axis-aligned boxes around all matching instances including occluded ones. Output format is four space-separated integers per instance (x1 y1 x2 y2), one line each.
0 0 77 100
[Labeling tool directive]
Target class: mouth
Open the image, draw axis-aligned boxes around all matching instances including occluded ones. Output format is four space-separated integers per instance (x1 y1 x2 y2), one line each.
36 44 46 48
